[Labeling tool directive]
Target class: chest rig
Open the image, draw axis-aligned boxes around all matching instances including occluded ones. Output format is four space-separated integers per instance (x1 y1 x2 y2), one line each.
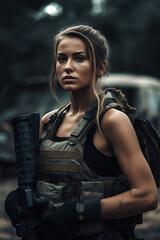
36 89 141 236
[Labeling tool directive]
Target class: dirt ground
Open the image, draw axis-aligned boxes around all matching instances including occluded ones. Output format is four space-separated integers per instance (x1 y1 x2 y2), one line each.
0 178 160 240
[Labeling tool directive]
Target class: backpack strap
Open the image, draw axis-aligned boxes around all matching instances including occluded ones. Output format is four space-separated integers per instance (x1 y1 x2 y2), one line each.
99 97 123 121
105 88 137 125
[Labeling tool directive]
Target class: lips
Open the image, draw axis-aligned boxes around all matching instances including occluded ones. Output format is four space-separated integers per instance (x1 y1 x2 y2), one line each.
63 75 76 80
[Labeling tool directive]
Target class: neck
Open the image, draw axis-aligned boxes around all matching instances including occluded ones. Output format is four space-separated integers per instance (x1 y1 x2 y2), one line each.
69 89 96 115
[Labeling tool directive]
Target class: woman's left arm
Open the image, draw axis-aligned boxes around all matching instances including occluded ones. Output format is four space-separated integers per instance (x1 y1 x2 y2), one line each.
100 109 158 219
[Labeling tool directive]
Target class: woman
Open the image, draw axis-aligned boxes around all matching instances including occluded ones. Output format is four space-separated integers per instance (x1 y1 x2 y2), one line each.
5 25 158 240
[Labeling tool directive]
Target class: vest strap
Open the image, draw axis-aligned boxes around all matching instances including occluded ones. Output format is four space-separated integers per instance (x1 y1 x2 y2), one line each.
43 103 71 141
68 102 98 145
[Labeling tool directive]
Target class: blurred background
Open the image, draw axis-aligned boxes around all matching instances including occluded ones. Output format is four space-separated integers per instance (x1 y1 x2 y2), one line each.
0 0 160 239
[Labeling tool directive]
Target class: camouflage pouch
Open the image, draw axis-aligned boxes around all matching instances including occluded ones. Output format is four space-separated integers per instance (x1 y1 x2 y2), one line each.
78 181 106 236
36 180 64 210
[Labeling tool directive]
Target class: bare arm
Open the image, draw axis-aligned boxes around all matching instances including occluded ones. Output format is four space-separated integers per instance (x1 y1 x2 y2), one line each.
100 109 158 219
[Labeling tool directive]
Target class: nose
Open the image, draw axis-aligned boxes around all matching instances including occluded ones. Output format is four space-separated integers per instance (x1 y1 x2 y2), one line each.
64 59 74 73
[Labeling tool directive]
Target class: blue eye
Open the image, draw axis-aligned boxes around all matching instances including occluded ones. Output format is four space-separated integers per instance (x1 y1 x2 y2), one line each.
57 57 66 63
75 57 85 62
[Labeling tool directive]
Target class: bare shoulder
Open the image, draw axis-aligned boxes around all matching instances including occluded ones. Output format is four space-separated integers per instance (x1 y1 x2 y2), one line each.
100 108 135 140
40 109 58 137
41 109 58 125
101 108 132 128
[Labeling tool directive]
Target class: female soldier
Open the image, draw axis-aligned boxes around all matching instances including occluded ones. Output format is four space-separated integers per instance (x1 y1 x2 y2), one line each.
5 25 158 240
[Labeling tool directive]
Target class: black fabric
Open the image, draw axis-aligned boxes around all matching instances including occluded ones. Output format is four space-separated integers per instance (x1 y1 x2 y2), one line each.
35 199 102 239
35 200 79 239
53 135 68 141
47 231 124 240
84 198 101 221
83 130 121 177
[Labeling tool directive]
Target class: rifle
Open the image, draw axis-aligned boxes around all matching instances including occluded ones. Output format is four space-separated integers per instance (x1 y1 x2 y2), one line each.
12 112 48 240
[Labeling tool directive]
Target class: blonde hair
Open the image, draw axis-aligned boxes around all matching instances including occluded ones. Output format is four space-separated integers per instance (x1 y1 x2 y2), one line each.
50 24 110 132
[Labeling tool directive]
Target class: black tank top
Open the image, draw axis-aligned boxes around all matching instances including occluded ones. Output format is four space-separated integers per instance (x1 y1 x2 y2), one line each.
53 132 121 177
83 131 121 177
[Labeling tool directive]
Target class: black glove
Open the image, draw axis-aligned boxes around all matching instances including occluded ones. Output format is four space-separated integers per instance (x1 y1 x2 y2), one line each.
35 198 101 240
35 200 79 239
4 189 21 227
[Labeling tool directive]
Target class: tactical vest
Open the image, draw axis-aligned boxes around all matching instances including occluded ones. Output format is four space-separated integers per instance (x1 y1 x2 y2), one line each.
36 88 141 236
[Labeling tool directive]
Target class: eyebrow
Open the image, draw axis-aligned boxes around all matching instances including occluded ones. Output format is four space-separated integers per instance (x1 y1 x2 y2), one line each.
57 51 87 55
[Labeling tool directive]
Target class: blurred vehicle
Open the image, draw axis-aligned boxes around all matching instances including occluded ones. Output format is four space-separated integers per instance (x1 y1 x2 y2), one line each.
100 73 160 134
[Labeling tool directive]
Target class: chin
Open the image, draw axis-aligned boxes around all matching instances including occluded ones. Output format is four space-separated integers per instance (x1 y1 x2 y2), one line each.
61 83 91 93
63 86 75 91
62 84 79 91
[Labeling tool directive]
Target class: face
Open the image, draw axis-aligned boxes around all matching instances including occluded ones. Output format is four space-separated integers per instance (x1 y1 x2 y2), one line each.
56 37 94 92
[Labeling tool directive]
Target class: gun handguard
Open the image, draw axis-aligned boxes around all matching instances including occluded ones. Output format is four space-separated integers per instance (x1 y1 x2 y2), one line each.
12 112 48 240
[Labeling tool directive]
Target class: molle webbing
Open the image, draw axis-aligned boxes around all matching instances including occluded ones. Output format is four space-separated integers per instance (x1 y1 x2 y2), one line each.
39 162 80 173
40 150 81 159
39 150 81 173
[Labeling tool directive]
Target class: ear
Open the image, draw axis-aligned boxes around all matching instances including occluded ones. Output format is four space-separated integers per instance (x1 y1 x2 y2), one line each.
97 61 107 77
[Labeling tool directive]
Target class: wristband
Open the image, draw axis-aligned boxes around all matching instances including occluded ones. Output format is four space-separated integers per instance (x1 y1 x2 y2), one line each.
84 198 101 221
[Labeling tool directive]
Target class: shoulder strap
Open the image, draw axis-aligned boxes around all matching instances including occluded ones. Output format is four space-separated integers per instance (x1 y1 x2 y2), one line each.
41 102 71 142
104 88 137 125
68 101 98 145
99 97 123 121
